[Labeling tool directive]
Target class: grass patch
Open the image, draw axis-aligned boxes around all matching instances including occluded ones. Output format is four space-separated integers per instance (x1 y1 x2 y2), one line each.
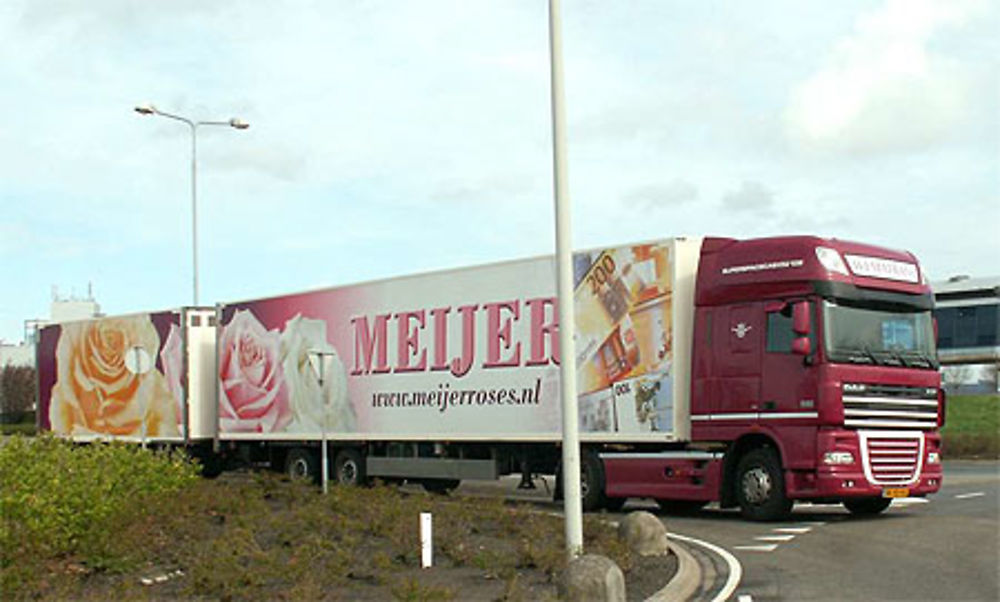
942 395 1000 458
2 441 634 600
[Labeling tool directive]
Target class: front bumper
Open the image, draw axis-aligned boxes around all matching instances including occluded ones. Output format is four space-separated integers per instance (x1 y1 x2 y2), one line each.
789 429 943 500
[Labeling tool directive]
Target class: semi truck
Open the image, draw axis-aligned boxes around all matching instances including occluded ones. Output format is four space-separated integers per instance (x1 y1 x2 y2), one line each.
36 235 944 520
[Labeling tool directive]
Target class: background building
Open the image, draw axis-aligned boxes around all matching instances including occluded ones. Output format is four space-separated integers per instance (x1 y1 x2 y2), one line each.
0 286 102 368
933 275 1000 394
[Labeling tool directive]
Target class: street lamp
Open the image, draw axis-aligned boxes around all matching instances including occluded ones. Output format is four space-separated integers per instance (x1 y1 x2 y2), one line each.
547 0 584 559
134 103 249 305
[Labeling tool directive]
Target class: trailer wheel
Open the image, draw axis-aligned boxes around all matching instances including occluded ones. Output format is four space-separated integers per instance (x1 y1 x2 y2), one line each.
285 448 319 482
843 497 892 516
580 449 607 512
334 448 367 487
199 452 225 479
422 479 461 495
735 447 792 521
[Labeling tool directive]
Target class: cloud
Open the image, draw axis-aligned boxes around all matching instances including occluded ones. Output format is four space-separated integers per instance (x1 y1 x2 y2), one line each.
785 0 986 154
721 181 775 213
622 180 698 211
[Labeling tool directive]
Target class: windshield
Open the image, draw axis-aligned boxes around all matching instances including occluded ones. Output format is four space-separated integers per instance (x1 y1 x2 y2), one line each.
823 300 938 368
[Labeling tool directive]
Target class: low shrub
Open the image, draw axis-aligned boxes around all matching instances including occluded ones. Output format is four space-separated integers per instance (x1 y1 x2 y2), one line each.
0 435 199 592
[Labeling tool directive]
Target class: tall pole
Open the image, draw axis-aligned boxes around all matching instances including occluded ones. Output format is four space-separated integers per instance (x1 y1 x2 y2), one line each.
548 0 584 559
190 123 199 306
134 105 248 307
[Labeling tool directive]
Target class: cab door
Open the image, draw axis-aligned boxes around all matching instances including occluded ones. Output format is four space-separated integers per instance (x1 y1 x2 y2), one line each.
759 301 816 417
711 303 763 417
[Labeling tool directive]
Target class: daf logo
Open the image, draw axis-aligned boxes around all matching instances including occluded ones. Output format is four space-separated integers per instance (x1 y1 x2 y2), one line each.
731 323 753 339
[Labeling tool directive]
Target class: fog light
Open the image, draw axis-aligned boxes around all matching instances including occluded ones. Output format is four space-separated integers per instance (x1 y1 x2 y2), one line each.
927 452 940 464
824 451 855 465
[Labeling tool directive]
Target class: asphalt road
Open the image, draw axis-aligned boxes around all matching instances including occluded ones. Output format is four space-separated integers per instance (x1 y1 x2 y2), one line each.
456 460 999 601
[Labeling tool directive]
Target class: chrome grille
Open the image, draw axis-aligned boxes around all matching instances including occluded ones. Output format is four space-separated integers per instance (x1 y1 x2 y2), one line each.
859 430 924 486
843 383 939 429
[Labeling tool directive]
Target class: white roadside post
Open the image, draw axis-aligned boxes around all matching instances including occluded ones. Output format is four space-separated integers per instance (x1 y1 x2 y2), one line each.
548 0 584 559
420 512 433 568
308 351 330 494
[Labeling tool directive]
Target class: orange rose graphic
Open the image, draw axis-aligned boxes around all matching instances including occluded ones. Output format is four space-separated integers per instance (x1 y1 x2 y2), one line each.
49 316 180 437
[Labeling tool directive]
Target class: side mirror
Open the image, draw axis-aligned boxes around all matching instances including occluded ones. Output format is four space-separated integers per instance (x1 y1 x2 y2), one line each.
793 301 811 335
792 336 811 356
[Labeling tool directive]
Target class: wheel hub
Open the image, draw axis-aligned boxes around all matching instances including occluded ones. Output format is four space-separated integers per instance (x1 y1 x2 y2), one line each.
339 461 357 484
742 467 772 504
290 459 309 478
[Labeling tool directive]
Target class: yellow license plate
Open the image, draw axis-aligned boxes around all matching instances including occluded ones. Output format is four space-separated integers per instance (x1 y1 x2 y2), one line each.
882 488 910 498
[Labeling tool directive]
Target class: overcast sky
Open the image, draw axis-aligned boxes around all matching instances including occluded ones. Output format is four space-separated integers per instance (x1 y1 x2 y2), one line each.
1 0 997 343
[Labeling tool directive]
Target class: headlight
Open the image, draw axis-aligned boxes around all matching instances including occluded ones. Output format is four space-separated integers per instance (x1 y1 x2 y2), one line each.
927 452 941 464
823 451 855 465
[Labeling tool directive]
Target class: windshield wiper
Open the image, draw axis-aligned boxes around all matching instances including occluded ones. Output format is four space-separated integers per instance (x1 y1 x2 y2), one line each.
843 345 877 364
887 349 909 367
899 350 936 369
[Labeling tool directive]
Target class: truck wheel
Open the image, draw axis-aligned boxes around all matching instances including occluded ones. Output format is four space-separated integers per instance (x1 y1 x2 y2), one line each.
422 479 461 495
580 449 607 512
655 500 708 515
198 452 225 479
334 448 367 487
735 447 792 521
843 497 892 516
285 448 319 482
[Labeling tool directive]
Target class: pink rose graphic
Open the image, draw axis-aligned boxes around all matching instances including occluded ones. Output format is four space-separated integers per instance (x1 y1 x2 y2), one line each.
218 309 291 433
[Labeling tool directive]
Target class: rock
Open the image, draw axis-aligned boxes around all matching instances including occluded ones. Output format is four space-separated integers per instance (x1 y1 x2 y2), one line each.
618 511 671 557
559 554 626 602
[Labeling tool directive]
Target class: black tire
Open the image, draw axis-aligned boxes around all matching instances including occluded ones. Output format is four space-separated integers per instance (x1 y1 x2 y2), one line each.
580 449 607 512
843 497 892 516
285 448 319 482
198 452 225 479
735 447 792 521
421 479 461 495
655 499 708 515
333 448 367 486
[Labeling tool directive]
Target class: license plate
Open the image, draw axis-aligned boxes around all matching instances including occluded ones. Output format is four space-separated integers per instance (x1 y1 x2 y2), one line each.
882 488 910 498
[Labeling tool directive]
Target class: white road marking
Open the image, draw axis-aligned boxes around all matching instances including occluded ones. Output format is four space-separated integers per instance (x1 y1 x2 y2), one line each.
773 527 812 534
734 544 779 552
955 492 986 500
738 595 754 602
670 532 743 602
804 521 827 526
755 534 796 542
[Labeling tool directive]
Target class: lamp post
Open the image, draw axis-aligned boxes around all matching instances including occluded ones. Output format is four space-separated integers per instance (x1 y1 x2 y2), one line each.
548 0 584 559
134 104 249 306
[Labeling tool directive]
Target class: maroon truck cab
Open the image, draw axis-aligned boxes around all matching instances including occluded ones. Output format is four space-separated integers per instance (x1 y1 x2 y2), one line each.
683 236 942 519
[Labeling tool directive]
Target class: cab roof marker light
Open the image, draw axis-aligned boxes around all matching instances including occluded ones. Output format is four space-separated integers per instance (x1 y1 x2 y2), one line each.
816 246 850 276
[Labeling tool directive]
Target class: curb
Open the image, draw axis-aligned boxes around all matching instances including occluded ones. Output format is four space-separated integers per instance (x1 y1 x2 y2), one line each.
647 538 701 602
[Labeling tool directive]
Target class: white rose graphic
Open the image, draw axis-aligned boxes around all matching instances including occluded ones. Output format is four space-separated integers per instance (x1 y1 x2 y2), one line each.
281 314 355 433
